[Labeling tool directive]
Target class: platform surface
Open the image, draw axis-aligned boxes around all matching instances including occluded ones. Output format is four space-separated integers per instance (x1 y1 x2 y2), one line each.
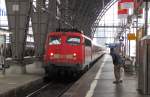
62 54 149 97
0 61 44 97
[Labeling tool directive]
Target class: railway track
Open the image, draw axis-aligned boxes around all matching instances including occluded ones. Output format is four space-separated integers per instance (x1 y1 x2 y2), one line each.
25 76 78 97
25 54 105 97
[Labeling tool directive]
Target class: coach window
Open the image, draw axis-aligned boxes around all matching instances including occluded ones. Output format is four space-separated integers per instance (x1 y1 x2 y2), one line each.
49 37 61 45
66 37 80 45
85 39 91 46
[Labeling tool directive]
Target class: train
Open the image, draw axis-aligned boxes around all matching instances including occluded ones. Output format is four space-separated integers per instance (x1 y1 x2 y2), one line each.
43 29 105 77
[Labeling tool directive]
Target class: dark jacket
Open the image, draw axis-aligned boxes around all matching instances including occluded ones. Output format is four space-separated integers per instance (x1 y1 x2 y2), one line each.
110 49 123 65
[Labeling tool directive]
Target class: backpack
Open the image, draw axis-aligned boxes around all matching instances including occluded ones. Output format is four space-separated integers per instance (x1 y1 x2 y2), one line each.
111 52 117 65
111 52 123 65
117 54 123 65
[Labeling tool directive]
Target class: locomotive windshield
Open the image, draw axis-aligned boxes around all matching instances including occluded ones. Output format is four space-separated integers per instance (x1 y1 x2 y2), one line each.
66 37 80 45
49 37 61 45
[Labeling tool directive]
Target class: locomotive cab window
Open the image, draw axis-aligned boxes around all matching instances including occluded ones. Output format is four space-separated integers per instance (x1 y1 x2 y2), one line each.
85 38 91 46
49 37 61 45
66 37 80 45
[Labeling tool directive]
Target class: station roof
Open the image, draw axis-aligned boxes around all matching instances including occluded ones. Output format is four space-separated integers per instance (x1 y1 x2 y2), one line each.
62 0 114 37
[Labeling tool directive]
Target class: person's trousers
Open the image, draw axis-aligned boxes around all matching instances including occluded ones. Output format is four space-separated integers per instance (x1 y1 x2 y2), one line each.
114 65 121 81
120 67 124 80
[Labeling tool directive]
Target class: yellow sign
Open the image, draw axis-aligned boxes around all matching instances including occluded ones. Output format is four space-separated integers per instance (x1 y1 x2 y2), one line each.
127 33 136 40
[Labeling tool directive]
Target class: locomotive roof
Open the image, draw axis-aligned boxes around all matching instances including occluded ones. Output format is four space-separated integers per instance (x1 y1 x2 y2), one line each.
55 28 82 33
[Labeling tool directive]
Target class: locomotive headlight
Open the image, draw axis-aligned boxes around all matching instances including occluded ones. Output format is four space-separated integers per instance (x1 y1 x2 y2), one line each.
50 52 54 56
73 53 77 57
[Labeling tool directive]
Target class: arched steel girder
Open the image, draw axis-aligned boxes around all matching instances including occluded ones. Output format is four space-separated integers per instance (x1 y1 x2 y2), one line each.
5 0 113 60
71 0 112 36
43 0 113 36
91 0 118 37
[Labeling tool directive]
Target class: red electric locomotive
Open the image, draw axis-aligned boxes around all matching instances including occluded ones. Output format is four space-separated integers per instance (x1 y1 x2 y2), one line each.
44 29 104 77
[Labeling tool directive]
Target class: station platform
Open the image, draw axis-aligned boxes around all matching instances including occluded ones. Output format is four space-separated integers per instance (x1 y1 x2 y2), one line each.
62 54 149 97
0 61 44 97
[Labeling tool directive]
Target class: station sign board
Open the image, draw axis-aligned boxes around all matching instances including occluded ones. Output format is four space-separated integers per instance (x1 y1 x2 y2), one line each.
127 33 136 40
0 0 8 27
0 0 7 17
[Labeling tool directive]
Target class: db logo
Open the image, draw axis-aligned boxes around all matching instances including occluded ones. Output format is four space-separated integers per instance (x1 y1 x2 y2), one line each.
0 8 7 16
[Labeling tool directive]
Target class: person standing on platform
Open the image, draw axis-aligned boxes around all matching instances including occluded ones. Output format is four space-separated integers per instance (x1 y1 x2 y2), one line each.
110 47 123 84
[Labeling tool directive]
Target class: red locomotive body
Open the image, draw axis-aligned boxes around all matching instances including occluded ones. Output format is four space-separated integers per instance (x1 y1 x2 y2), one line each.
44 30 104 77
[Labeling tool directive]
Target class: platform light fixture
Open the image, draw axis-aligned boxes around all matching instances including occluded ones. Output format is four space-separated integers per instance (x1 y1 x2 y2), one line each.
73 53 77 57
50 52 54 56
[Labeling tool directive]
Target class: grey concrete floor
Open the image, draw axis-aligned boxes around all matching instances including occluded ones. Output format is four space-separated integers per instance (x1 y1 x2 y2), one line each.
62 54 150 97
0 61 44 96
